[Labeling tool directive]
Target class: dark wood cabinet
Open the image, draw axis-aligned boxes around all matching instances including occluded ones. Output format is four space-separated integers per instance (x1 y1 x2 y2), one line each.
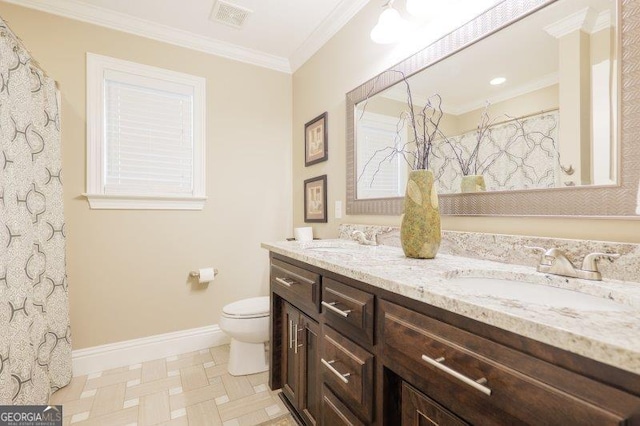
281 302 300 405
381 300 640 425
401 382 468 426
300 314 320 425
280 301 320 425
269 253 640 426
322 385 365 426
321 325 374 422
321 278 375 346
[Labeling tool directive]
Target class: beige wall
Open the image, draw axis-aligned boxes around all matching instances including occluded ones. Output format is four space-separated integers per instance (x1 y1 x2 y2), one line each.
292 1 640 243
453 85 559 134
1 4 292 349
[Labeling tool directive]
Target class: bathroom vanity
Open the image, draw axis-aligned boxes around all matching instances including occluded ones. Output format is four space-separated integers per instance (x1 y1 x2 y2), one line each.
264 239 640 425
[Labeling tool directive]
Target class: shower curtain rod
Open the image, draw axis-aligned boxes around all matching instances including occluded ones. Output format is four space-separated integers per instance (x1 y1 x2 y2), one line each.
1 15 59 88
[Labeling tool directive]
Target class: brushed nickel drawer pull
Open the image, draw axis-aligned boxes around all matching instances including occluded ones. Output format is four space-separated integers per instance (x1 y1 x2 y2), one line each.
288 320 294 349
271 264 316 285
421 354 492 396
321 358 351 384
321 301 351 318
293 323 299 354
275 277 297 287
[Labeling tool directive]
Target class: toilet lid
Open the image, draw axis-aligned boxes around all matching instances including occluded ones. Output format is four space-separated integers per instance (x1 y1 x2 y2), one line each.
223 296 270 318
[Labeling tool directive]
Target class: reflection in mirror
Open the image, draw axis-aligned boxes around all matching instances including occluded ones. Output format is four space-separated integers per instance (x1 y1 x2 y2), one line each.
355 0 617 200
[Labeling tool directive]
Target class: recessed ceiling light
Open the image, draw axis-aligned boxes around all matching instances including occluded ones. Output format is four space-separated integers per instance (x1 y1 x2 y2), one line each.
490 77 506 86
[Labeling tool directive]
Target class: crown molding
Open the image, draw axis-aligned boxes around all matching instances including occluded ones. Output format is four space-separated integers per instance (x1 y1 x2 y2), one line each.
289 0 370 72
544 7 611 39
1 0 292 73
592 10 613 34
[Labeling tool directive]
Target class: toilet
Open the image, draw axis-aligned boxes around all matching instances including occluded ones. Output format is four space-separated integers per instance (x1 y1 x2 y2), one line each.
219 296 270 376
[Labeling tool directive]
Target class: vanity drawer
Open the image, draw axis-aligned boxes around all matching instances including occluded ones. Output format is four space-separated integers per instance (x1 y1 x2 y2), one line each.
380 300 636 425
321 325 374 423
271 258 319 314
321 385 365 426
321 278 374 346
402 382 468 426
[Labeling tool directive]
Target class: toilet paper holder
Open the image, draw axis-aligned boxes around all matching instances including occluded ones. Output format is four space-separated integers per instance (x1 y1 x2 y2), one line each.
189 269 219 278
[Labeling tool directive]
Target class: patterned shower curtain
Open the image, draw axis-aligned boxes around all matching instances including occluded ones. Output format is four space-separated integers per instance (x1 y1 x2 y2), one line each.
0 17 72 404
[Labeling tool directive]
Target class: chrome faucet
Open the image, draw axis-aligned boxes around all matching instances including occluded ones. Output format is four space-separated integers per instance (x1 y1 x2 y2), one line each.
527 247 620 281
351 230 377 246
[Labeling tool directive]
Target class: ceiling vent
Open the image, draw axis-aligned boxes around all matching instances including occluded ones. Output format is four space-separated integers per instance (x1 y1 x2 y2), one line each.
210 1 253 29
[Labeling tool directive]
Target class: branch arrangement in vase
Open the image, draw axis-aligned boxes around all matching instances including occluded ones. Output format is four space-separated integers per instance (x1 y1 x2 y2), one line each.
357 70 446 183
440 102 500 177
358 70 562 192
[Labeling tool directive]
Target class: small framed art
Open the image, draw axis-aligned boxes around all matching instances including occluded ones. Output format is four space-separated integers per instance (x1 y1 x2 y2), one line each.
304 112 328 166
304 175 327 223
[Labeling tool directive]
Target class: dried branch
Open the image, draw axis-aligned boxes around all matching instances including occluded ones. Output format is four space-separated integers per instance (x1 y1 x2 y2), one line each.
357 69 448 186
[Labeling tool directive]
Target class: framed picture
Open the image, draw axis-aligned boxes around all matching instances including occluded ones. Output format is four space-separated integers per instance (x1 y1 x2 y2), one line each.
304 112 328 166
304 175 327 223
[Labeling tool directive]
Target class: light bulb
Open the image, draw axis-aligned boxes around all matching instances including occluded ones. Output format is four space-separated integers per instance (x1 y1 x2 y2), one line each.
490 77 506 86
370 7 408 44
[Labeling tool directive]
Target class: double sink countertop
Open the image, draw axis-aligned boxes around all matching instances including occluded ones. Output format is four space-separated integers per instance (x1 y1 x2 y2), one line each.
262 239 640 375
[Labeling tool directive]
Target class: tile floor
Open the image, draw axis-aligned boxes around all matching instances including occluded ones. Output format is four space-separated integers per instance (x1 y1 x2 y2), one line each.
49 345 293 426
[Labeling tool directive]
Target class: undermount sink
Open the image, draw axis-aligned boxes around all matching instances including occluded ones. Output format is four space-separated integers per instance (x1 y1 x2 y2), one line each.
447 277 631 312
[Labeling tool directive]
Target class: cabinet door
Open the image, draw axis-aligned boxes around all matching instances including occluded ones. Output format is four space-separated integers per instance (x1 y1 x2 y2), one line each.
300 315 320 425
402 382 468 426
281 302 300 407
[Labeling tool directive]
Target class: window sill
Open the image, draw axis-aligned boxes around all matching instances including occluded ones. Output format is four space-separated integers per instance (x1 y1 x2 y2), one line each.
83 193 207 210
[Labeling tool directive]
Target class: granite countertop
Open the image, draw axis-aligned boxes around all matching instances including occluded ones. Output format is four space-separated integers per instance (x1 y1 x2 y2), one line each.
262 239 640 375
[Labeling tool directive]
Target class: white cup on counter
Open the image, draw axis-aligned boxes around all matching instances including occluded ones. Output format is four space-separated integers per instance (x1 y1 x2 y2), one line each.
294 227 314 241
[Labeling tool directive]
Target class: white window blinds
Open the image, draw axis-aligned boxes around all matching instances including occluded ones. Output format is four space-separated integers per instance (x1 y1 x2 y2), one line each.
356 113 408 199
86 53 206 210
104 76 194 196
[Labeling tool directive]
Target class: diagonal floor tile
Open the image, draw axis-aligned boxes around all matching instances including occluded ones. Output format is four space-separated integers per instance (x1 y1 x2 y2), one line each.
169 381 226 411
50 344 293 426
217 392 277 422
180 365 208 391
91 382 126 418
139 391 170 425
186 400 223 426
221 375 254 401
84 369 141 391
142 358 167 383
124 376 182 400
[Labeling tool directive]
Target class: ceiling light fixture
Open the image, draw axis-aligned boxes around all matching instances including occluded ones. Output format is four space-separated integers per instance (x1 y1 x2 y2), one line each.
406 0 431 19
370 0 409 44
490 77 507 86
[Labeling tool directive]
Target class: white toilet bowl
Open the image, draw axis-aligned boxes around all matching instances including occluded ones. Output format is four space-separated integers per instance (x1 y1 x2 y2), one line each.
219 296 270 376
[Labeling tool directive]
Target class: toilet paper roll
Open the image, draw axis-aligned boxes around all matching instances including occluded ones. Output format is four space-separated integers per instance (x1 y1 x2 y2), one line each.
198 267 216 284
294 227 314 241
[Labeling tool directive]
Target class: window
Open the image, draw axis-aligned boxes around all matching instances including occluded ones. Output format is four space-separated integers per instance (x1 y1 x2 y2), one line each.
356 112 408 199
85 53 206 209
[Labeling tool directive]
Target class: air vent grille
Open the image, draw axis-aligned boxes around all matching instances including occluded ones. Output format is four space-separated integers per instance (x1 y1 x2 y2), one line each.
210 1 253 29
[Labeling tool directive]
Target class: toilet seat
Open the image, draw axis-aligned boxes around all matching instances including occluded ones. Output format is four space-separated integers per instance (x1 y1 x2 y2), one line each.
222 296 269 319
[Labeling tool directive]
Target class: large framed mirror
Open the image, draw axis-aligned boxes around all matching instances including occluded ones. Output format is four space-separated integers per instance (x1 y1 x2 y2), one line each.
346 0 640 217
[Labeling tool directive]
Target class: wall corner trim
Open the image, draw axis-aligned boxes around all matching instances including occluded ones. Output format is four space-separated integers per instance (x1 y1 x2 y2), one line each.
71 324 230 376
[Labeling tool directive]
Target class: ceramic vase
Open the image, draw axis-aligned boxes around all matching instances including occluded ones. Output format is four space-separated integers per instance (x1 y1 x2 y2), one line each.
460 174 486 193
400 170 441 259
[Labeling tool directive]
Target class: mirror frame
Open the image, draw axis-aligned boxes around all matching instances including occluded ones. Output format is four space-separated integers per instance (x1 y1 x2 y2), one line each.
346 0 639 217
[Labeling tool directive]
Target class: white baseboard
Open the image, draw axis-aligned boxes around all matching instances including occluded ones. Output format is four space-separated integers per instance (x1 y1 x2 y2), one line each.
72 324 230 376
